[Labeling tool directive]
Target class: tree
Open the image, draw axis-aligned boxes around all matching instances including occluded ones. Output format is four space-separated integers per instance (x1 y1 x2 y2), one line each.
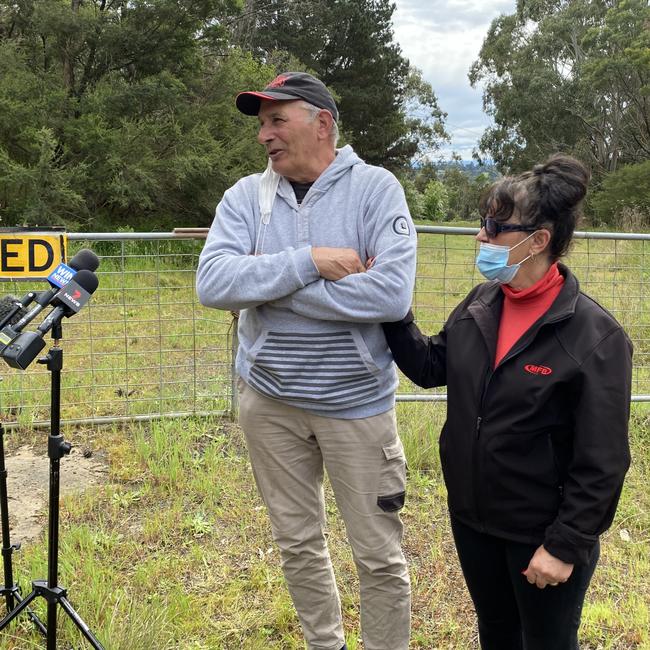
470 0 650 177
0 0 270 229
409 160 439 193
590 160 650 226
403 66 450 165
0 0 449 229
239 0 447 173
400 177 424 220
422 179 449 221
441 166 492 221
580 0 650 170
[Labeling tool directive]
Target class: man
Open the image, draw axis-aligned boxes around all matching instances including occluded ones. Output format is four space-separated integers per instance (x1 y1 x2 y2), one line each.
196 71 416 650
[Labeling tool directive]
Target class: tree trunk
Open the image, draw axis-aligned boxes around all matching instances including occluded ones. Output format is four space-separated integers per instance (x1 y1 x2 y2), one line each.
62 0 82 96
233 0 257 49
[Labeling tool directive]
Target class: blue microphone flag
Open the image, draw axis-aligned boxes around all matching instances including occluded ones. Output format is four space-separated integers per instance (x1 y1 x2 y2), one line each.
47 262 76 288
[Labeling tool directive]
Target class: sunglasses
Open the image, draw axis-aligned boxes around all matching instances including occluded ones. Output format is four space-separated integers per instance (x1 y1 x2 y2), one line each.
480 217 536 239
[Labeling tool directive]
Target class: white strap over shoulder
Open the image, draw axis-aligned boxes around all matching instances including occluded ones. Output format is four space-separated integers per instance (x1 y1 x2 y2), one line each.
255 159 281 255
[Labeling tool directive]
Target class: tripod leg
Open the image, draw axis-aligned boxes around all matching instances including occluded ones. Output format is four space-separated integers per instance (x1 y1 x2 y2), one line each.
47 599 57 650
46 447 65 650
7 590 48 635
40 347 104 649
0 588 38 630
59 596 105 650
45 347 65 650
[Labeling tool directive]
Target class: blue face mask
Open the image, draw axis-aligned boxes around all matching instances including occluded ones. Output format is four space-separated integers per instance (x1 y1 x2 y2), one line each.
475 233 535 284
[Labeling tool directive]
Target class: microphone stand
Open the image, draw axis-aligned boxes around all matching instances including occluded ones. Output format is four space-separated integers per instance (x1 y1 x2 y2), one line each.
0 418 19 613
0 420 48 635
0 294 47 634
0 320 104 649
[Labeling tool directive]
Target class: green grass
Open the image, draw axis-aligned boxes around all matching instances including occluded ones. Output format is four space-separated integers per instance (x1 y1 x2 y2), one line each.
1 408 647 649
0 240 234 424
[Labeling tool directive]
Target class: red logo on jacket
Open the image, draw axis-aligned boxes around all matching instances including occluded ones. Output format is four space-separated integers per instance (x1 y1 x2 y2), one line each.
524 364 553 376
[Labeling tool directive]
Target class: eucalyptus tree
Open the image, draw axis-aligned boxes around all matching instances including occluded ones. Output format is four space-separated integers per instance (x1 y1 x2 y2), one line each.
470 0 650 177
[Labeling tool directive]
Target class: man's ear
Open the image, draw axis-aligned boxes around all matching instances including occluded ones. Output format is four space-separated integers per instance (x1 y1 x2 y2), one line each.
316 110 334 139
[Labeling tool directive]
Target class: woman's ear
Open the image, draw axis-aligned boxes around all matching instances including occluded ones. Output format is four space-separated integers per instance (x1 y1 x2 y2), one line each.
530 228 552 256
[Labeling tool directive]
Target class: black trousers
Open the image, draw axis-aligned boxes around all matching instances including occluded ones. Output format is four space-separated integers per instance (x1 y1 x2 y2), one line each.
450 516 599 650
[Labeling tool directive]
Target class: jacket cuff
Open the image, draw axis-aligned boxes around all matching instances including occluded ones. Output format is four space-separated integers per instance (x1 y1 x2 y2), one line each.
382 308 415 329
294 246 320 286
543 520 599 566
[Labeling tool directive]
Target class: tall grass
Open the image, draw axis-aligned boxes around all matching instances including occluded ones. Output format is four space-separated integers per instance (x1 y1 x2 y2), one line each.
0 238 233 424
1 409 647 649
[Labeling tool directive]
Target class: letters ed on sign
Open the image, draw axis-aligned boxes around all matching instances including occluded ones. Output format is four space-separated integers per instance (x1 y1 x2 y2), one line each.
0 229 68 280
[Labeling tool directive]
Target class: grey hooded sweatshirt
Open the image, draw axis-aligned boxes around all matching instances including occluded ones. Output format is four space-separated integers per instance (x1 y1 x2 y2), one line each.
196 145 417 419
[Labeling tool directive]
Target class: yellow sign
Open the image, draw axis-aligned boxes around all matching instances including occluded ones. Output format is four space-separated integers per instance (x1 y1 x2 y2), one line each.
0 230 67 280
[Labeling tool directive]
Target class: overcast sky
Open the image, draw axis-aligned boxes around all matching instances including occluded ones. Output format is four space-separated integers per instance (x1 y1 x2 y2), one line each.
392 0 516 161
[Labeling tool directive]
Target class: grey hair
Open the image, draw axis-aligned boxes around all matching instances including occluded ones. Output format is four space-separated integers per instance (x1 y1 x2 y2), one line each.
300 101 339 145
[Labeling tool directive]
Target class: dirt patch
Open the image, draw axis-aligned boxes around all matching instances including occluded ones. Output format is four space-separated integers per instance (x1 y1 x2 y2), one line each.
3 444 109 544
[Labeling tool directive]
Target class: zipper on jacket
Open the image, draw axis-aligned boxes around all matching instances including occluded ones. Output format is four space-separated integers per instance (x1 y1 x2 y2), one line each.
467 283 575 534
473 366 493 532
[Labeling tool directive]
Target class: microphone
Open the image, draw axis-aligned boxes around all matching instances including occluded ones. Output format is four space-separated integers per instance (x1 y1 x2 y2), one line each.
1 270 100 370
0 249 100 351
0 295 28 329
37 269 99 335
45 248 100 289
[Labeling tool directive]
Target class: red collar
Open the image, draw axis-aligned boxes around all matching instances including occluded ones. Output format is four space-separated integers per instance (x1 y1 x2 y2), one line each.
502 263 563 303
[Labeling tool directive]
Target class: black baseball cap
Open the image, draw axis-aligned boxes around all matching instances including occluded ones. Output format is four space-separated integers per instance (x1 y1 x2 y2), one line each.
236 72 339 122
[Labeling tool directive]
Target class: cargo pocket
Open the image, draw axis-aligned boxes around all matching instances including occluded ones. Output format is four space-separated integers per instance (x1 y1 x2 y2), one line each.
377 437 407 513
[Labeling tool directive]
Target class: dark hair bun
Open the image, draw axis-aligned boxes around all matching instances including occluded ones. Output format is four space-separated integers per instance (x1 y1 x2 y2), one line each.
537 154 590 211
526 154 590 258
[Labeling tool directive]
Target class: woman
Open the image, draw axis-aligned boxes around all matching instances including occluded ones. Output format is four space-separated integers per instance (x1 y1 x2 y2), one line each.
383 154 632 650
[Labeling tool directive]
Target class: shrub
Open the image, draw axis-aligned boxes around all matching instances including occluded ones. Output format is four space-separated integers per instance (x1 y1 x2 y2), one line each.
422 179 449 221
590 161 650 227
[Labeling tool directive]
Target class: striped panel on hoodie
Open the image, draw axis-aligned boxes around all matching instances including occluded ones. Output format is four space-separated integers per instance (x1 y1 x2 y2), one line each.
248 331 379 409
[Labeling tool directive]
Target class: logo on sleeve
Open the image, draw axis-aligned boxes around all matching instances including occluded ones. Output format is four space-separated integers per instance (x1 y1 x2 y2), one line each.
392 217 410 236
524 364 552 376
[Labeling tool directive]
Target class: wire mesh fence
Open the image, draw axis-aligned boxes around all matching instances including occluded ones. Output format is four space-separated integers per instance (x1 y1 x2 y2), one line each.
0 226 647 428
405 226 650 402
0 233 232 427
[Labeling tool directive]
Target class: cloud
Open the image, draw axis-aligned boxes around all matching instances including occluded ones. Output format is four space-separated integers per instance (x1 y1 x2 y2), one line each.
396 0 513 30
393 0 515 159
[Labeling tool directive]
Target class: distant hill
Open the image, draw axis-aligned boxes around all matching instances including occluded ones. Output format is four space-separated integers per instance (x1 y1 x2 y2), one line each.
434 159 500 181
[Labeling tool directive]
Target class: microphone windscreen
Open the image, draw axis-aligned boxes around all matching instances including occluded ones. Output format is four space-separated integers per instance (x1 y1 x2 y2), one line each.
69 249 100 272
0 295 27 325
73 269 100 294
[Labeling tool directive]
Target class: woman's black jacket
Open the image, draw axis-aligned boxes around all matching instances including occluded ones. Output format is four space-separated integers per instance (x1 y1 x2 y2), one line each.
383 264 632 565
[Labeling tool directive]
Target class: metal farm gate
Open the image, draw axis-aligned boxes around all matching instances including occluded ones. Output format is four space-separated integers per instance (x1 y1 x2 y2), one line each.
0 227 647 428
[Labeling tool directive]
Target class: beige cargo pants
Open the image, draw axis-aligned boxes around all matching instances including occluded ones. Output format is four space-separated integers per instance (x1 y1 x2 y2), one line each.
238 380 411 650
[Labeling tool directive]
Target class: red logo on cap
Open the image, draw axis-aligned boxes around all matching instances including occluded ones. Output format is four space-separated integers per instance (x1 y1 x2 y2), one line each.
267 74 290 88
524 364 552 376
